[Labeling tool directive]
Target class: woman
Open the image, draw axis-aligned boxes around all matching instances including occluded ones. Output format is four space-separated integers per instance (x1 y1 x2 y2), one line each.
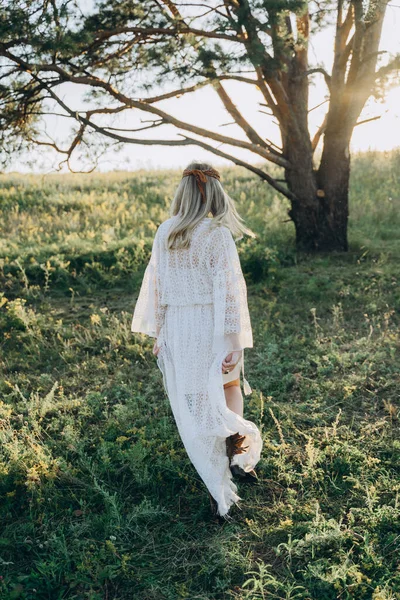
131 161 263 520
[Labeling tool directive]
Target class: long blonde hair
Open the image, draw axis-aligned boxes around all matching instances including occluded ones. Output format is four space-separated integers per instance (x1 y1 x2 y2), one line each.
167 161 255 250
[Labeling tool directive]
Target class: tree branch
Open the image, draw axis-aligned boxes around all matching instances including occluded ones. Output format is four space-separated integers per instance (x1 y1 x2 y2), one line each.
311 113 328 152
307 68 332 92
90 25 243 44
374 53 400 80
344 0 389 124
27 122 86 170
308 99 329 113
101 119 165 133
213 80 270 149
346 0 366 86
16 69 295 200
142 80 210 103
1 49 290 168
340 32 355 70
85 106 129 119
23 74 289 185
295 9 310 71
254 67 281 121
160 0 184 20
219 74 260 85
354 115 381 126
340 2 354 49
225 2 297 133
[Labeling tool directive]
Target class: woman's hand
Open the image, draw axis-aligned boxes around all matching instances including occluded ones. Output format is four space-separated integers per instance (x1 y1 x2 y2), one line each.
152 341 161 356
221 350 241 374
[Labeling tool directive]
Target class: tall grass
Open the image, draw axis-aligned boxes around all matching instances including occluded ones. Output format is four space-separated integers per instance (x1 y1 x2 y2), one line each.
0 151 399 599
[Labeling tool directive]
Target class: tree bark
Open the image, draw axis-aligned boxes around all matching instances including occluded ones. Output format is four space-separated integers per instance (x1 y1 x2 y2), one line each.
284 129 351 253
316 129 351 252
280 12 352 253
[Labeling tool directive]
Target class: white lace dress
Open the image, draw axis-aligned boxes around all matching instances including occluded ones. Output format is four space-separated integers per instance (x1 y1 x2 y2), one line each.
131 216 263 518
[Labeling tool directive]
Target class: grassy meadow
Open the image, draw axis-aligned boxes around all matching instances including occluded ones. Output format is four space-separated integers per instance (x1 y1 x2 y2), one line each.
0 151 399 599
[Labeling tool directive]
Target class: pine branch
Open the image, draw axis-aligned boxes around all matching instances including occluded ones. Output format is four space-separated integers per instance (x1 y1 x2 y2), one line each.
1 49 290 168
374 53 400 80
307 68 332 92
89 25 244 45
213 80 269 149
311 113 327 152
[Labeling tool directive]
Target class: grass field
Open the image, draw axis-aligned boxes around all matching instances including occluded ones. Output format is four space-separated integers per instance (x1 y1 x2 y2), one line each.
0 151 399 599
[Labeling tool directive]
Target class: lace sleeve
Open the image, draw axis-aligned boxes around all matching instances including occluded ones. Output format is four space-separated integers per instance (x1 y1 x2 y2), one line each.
131 230 166 339
207 225 253 354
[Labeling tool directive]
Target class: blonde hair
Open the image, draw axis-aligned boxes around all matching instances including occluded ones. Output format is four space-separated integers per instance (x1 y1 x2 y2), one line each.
167 161 255 250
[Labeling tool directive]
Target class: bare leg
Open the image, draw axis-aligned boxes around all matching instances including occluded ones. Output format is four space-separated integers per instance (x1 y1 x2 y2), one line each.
224 385 243 418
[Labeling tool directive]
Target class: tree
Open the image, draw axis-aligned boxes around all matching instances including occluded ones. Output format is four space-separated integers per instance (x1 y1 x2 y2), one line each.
0 0 399 251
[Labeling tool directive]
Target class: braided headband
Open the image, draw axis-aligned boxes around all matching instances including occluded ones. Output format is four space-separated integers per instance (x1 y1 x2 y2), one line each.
182 168 221 203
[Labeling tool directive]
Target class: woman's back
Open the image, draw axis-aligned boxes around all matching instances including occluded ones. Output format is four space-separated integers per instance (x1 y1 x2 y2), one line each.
156 215 244 308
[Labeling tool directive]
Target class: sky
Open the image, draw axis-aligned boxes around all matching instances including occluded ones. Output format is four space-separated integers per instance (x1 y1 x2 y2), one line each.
8 2 400 173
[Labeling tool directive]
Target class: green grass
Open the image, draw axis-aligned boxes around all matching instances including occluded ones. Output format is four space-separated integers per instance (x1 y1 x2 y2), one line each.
0 151 399 599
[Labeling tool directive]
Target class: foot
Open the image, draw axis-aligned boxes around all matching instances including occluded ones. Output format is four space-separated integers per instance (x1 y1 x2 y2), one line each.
208 492 225 523
230 464 259 483
226 432 249 461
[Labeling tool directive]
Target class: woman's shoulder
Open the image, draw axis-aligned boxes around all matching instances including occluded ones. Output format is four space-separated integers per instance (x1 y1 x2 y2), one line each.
156 217 234 246
155 216 177 239
158 216 176 230
207 221 234 242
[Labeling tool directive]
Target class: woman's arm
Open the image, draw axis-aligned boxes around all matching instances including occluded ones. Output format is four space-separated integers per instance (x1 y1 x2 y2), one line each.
207 225 253 356
131 228 166 339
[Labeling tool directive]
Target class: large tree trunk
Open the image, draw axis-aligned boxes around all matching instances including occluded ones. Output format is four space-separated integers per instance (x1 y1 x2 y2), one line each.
316 130 352 252
282 87 351 253
280 23 351 254
276 0 387 253
285 140 350 253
